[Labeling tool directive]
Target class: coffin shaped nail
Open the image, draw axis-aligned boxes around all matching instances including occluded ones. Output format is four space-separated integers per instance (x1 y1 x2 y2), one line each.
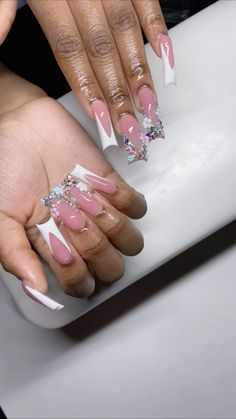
71 163 116 194
36 218 72 264
138 86 165 141
118 114 147 164
56 201 86 231
157 33 176 87
70 188 103 216
92 100 118 150
22 283 64 311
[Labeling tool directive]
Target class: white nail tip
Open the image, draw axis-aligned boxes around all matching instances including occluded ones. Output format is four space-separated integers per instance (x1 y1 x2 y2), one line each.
24 285 64 311
160 43 176 87
71 163 104 185
94 113 118 150
36 217 71 253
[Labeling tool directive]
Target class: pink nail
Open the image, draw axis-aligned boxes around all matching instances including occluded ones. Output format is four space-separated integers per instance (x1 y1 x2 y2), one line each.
158 34 174 68
138 87 159 125
57 201 85 230
92 100 118 150
157 34 176 86
119 114 147 164
22 282 64 311
70 188 103 216
84 174 116 194
49 232 73 265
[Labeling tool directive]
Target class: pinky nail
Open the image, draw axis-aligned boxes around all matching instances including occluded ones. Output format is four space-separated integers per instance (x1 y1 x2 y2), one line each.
36 218 73 265
138 86 165 141
22 283 64 311
92 100 118 150
71 163 116 194
118 114 147 164
157 33 176 86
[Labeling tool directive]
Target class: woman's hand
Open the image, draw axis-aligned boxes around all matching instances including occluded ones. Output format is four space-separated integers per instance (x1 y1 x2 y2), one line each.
26 0 175 162
0 66 147 309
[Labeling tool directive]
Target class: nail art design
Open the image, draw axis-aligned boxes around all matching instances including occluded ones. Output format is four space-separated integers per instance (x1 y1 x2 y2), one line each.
22 283 64 311
36 218 73 265
138 86 165 142
72 163 116 194
119 114 147 164
157 33 176 87
92 100 118 150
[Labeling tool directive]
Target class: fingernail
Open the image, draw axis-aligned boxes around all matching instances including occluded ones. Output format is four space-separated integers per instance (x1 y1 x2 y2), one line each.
138 86 165 141
157 33 176 86
70 188 103 216
22 282 64 311
72 276 95 298
37 218 73 265
56 201 86 230
92 100 118 150
118 114 147 164
71 163 116 194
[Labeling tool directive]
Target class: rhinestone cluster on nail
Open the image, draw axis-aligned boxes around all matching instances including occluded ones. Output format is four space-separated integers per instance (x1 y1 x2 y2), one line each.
124 137 148 165
41 174 89 220
143 107 165 142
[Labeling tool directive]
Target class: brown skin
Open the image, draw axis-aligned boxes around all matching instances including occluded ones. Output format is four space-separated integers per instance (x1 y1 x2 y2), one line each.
0 66 147 298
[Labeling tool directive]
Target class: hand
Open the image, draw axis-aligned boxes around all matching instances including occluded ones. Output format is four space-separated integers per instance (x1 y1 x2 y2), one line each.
26 0 175 162
0 67 147 309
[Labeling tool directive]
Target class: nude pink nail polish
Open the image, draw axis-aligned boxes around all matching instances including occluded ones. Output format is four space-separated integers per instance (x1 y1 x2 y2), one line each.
92 100 118 150
57 201 85 231
138 86 165 141
70 188 103 216
119 114 147 164
157 33 176 86
49 232 73 265
84 174 116 194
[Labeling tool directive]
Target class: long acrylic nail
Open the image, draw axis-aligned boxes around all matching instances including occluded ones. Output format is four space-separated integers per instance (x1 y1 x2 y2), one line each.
22 283 64 311
92 100 118 150
70 188 103 216
37 218 73 264
157 33 176 86
56 201 86 231
138 86 165 141
118 114 147 164
71 163 116 194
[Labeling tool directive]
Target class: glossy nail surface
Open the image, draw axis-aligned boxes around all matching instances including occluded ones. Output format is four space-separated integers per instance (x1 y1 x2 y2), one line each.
92 100 118 150
84 174 116 194
138 87 165 141
22 283 64 311
49 232 73 265
119 114 147 164
57 201 86 231
70 188 103 216
157 34 176 86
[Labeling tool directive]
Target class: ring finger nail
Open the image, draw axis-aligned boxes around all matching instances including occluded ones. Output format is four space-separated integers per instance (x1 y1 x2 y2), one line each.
92 100 118 150
37 218 73 265
157 33 176 87
119 114 147 164
138 86 165 141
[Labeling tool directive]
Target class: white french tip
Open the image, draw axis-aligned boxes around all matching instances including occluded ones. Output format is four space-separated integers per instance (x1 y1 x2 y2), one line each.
71 163 104 184
160 43 176 87
36 217 71 254
24 285 64 311
95 113 118 150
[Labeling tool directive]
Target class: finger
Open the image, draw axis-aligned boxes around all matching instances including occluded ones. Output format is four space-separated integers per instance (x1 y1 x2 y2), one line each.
68 0 146 162
28 0 118 151
132 0 176 86
0 0 17 45
102 0 164 141
30 217 96 298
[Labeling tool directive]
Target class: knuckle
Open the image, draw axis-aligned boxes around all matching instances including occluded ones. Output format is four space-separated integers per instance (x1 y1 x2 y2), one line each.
144 12 164 28
61 266 88 291
118 188 135 211
108 86 130 107
110 7 138 33
54 27 84 59
82 235 109 260
105 216 126 237
128 60 149 79
85 25 114 58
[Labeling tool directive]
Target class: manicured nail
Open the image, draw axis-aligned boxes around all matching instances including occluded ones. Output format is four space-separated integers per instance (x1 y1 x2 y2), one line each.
36 218 72 264
22 283 64 311
56 201 86 231
70 188 103 216
138 86 165 141
71 163 116 194
157 33 176 86
118 114 147 164
72 276 95 298
92 100 118 150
